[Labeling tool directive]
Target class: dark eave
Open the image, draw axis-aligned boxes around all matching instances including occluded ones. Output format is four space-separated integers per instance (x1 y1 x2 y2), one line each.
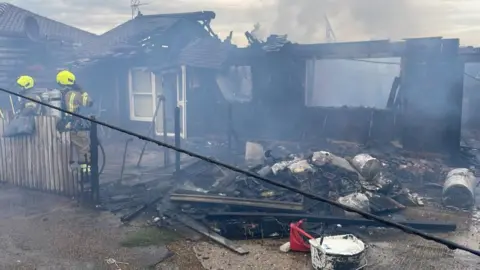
285 38 480 63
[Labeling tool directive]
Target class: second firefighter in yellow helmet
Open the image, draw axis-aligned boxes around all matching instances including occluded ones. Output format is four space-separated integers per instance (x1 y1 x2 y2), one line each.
56 70 76 86
15 75 42 116
55 70 93 173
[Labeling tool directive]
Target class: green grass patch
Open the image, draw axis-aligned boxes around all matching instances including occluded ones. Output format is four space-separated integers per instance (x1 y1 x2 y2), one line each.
120 226 180 248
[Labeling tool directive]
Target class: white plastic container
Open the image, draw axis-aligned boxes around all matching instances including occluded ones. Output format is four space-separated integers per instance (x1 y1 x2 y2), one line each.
442 168 477 209
351 153 383 180
309 234 366 270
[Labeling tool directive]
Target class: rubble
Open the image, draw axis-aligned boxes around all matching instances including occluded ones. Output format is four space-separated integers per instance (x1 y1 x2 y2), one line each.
98 140 468 269
337 193 370 216
159 146 457 237
102 141 451 224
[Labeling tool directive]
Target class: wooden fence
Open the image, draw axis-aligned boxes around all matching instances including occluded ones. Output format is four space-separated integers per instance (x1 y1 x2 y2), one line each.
0 116 80 196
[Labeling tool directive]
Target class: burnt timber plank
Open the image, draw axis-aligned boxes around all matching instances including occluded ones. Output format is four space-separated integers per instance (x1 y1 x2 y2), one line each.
170 193 304 211
166 212 249 255
206 212 456 232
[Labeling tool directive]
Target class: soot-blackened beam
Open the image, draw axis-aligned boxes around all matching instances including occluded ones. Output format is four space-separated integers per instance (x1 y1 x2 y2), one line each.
288 40 404 59
287 38 479 61
206 212 457 232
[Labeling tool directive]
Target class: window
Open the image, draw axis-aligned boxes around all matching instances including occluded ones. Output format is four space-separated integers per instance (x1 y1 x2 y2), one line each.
128 68 156 121
304 58 400 108
216 66 253 103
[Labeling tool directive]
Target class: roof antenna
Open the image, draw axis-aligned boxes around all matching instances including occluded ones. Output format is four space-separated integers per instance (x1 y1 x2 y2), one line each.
325 15 336 43
131 0 149 18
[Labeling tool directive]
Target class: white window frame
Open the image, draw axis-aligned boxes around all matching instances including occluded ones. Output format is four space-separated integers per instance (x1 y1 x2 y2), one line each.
128 67 156 121
304 58 316 107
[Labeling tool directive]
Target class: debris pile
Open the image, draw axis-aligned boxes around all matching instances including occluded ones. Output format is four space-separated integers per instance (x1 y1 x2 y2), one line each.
99 141 465 260
171 150 422 219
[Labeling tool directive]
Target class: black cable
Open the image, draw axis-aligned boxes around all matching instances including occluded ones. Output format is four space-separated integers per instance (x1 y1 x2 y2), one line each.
347 58 401 65
464 72 480 82
3 87 480 257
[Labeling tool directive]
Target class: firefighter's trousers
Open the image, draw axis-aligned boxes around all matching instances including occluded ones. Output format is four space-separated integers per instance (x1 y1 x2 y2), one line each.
70 131 91 164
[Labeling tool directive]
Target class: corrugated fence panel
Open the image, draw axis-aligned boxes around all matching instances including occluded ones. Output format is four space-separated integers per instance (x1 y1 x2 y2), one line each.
0 116 77 196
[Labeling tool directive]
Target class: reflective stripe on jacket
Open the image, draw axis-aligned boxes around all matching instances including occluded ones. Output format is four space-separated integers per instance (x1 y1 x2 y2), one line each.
65 91 80 113
64 90 92 113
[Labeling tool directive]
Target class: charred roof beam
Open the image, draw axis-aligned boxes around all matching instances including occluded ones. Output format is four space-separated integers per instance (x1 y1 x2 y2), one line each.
199 19 219 39
288 40 404 59
287 38 480 62
141 11 216 21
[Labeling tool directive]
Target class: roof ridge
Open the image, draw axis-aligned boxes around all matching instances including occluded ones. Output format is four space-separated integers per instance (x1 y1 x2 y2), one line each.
0 2 12 17
0 2 97 37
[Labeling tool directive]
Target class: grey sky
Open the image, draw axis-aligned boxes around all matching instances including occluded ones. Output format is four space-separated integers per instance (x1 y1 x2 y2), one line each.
6 0 480 46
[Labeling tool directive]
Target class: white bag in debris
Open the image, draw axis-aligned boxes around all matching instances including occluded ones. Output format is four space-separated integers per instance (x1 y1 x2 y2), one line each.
245 141 265 165
338 193 370 213
311 151 357 173
288 159 316 174
271 159 298 174
3 116 36 137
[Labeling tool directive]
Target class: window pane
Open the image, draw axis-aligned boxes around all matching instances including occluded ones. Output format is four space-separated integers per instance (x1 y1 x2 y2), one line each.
133 95 153 118
163 73 178 101
215 66 252 103
131 69 152 93
155 72 163 97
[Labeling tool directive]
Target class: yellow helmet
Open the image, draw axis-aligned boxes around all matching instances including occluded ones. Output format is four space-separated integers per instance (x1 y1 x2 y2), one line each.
16 75 34 90
56 70 76 86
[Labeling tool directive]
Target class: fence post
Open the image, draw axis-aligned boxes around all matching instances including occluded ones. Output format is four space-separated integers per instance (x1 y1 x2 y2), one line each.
80 166 85 204
227 103 233 158
89 116 100 204
162 96 170 167
174 106 181 173
119 138 133 185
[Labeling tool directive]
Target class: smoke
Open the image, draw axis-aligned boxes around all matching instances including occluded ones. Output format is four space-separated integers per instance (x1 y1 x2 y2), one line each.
259 0 452 43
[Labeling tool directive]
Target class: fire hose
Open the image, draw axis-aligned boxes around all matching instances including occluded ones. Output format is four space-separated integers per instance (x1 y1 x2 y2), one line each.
98 140 106 175
1 86 479 257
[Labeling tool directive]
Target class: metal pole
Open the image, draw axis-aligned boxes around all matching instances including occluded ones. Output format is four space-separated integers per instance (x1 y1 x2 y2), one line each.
9 95 15 115
136 95 163 167
174 106 181 173
89 116 99 204
227 103 232 157
118 138 133 185
162 96 170 167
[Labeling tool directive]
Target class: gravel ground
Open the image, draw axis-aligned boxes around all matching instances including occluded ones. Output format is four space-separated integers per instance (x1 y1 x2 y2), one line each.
0 183 478 270
193 240 311 270
0 185 171 270
156 241 205 270
187 204 480 270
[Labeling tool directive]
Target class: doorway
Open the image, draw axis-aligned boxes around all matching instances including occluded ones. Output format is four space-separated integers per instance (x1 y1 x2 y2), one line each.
154 66 187 138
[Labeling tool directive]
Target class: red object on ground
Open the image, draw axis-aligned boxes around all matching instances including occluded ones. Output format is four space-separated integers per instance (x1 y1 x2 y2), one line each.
289 219 315 252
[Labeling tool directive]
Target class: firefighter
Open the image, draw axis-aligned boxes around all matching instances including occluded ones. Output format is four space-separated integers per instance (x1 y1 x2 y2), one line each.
56 70 93 173
16 75 42 116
